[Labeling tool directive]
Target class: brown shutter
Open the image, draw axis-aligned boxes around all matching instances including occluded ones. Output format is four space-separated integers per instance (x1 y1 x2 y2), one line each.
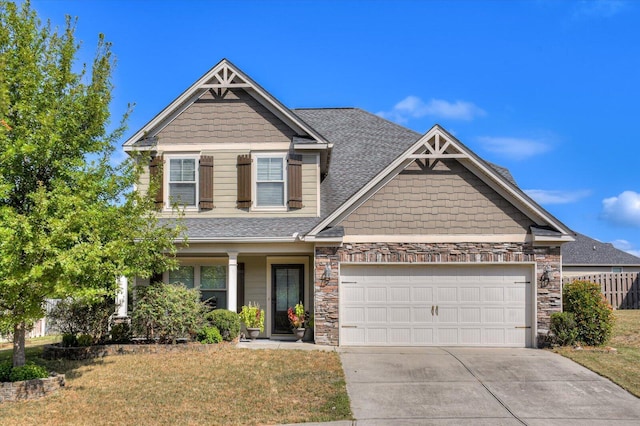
149 155 163 210
287 154 303 209
236 154 252 209
199 155 214 210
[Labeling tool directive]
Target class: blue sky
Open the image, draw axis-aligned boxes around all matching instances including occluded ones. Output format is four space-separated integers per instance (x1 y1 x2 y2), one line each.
29 0 640 257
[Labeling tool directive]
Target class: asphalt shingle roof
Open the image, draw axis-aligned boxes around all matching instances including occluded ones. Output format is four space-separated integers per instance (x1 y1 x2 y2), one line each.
562 233 640 265
294 108 422 217
160 217 323 240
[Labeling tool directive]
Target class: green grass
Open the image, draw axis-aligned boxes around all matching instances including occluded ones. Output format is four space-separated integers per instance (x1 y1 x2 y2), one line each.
554 310 640 397
0 341 352 425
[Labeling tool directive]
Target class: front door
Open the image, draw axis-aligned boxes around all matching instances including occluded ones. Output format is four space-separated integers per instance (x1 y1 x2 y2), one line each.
272 264 304 334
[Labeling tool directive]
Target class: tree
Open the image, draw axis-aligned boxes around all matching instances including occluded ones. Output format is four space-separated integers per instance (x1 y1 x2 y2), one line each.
0 1 181 366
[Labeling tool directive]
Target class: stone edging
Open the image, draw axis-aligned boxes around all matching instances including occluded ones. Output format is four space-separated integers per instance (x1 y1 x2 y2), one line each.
43 342 228 360
0 374 65 403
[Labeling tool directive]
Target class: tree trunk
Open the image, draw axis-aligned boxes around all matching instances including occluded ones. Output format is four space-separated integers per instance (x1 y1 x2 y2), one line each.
13 322 27 367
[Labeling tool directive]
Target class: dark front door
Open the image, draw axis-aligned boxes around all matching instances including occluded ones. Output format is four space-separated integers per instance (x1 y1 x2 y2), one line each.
272 264 304 334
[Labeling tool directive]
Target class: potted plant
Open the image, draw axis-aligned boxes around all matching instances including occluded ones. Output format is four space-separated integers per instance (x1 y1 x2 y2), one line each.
287 302 306 342
239 302 264 341
304 312 314 342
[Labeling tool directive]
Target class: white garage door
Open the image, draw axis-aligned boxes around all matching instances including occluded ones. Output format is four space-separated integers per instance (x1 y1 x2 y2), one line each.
340 264 533 347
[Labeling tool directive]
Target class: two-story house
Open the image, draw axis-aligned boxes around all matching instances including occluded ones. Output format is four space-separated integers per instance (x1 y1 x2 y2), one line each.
122 59 574 347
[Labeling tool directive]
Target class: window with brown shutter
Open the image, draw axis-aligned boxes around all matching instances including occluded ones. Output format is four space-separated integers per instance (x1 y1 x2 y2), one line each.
287 154 303 209
237 154 252 208
199 155 214 210
149 155 163 210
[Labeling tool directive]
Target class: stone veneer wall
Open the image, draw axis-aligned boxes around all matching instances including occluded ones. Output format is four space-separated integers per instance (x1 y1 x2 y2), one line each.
314 242 561 347
0 374 65 403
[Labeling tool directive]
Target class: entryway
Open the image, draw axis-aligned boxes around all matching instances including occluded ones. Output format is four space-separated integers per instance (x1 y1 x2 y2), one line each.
272 264 304 334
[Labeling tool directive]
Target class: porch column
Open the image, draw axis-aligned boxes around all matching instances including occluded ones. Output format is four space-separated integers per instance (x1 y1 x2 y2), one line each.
116 276 128 318
227 252 238 312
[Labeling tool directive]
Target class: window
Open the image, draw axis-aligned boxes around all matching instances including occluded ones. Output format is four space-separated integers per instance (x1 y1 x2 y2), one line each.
612 267 623 273
255 155 286 208
167 264 227 309
168 157 197 207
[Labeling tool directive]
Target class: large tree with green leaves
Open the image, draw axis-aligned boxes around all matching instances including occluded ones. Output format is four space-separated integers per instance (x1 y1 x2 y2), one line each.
0 1 181 366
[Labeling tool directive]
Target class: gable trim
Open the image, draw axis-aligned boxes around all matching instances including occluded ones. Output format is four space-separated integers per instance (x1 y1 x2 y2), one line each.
307 124 573 237
123 59 328 150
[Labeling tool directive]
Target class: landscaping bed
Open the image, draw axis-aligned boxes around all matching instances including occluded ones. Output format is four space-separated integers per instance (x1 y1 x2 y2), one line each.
42 341 229 360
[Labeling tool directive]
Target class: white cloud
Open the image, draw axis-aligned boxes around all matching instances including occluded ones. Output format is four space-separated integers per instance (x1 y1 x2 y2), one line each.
477 136 552 160
573 0 627 19
524 189 591 204
611 240 640 258
377 95 486 123
601 191 640 227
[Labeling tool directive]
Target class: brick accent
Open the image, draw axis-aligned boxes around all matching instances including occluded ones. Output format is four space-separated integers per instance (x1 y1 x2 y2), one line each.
314 242 561 347
0 375 65 403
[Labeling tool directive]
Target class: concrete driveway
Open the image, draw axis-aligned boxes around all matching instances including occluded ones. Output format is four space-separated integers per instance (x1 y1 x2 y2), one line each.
339 347 640 425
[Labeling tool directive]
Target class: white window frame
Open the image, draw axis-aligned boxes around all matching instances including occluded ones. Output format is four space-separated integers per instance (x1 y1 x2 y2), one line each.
164 259 228 309
165 154 199 211
252 152 287 211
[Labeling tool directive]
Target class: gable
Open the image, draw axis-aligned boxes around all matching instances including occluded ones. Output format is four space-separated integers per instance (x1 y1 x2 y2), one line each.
338 159 535 237
156 88 295 146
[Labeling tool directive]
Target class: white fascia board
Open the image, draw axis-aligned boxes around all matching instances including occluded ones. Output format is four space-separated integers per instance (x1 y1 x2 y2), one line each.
308 124 573 237
123 59 329 149
532 234 575 246
293 143 331 150
182 236 298 243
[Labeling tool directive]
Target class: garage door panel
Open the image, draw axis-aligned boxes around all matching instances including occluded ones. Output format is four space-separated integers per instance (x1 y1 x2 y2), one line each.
340 265 532 347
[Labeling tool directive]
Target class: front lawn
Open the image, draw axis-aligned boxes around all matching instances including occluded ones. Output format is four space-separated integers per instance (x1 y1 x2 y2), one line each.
0 342 352 425
554 310 640 397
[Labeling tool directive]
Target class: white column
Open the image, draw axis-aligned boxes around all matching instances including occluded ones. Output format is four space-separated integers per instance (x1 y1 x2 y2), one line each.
116 276 128 317
227 252 238 312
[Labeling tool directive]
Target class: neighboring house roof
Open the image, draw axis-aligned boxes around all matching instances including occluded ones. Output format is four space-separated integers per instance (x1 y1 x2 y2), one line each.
562 233 640 266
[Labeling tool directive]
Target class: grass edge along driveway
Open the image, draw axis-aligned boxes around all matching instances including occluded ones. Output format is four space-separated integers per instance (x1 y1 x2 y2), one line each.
554 310 640 398
0 343 352 426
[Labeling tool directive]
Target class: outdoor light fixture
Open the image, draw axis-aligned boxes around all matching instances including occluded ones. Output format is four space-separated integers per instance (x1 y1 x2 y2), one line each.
321 263 332 282
539 264 552 287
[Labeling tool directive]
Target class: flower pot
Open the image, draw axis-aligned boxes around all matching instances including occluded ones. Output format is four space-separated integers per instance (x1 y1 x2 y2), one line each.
246 328 260 341
293 327 305 343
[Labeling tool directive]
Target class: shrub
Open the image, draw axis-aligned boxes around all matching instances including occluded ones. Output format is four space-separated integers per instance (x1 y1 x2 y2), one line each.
48 295 114 344
197 325 222 344
0 361 12 382
61 333 78 347
8 362 48 382
205 309 240 341
77 334 93 347
549 312 578 346
132 282 207 343
110 322 132 343
563 280 615 346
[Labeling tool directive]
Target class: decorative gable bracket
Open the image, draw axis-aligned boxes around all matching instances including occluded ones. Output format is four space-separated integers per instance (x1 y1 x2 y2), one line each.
198 64 251 90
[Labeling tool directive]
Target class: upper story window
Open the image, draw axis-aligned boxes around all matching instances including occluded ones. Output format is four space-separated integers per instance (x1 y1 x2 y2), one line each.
150 154 214 211
237 152 302 211
169 158 197 207
255 155 286 208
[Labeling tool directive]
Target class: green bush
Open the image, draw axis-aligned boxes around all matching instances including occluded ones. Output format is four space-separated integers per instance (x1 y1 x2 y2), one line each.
49 295 114 344
8 362 48 382
110 322 132 343
132 282 207 343
61 333 78 347
197 325 222 344
563 280 615 346
77 334 93 347
205 309 240 341
0 361 12 382
550 312 578 346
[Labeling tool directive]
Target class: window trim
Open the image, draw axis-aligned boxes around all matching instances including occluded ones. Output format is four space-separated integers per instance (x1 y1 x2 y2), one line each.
612 266 624 273
252 152 288 211
164 154 199 211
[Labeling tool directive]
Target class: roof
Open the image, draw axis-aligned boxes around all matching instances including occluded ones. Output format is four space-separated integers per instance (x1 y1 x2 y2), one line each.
160 217 322 241
293 108 422 217
562 233 640 266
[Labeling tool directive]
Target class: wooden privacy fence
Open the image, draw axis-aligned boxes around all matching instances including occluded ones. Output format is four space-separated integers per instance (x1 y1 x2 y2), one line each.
563 272 640 309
